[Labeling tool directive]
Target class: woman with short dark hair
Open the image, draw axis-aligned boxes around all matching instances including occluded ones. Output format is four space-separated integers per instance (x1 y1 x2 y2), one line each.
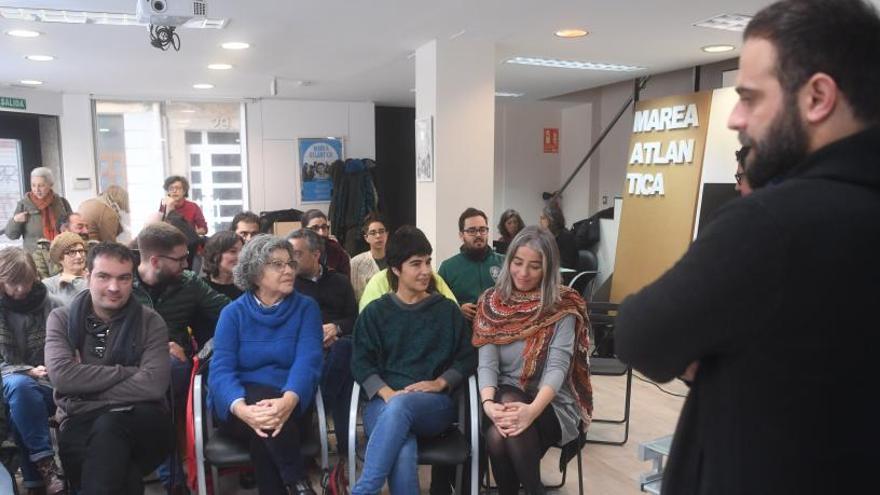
473 226 592 495
497 209 525 245
209 234 323 494
201 231 244 300
159 175 208 235
350 226 475 495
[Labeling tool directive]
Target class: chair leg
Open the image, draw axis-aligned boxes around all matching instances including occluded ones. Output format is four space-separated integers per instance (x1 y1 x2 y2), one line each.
576 441 585 495
587 369 632 445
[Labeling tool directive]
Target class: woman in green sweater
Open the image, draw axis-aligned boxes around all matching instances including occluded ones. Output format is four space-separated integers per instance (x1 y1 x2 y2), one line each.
350 226 476 495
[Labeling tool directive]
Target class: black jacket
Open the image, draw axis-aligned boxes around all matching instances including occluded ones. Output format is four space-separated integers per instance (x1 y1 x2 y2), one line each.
295 267 357 336
616 127 880 494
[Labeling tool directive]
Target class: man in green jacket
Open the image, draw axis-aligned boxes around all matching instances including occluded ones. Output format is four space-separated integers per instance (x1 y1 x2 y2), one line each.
132 221 230 494
438 207 504 321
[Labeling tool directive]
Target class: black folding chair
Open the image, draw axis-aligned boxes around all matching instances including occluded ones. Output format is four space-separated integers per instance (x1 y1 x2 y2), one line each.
586 301 632 445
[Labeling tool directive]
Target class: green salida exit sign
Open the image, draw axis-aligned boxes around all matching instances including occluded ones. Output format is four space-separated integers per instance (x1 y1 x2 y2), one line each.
0 97 26 110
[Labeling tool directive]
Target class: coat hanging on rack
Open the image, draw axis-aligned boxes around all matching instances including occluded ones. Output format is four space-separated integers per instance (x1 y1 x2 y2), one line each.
328 158 380 253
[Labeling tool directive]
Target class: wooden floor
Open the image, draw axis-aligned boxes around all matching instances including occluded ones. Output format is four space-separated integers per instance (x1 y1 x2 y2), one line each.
140 371 688 494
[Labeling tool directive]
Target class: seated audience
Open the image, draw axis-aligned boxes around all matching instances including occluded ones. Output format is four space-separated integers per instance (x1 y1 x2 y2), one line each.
45 242 173 493
496 209 525 245
33 212 92 279
287 228 357 492
540 201 578 271
132 222 230 493
0 247 64 494
230 210 262 243
350 226 476 495
209 234 322 494
473 226 593 495
5 167 73 251
43 232 88 305
349 212 388 303
159 175 208 235
202 231 244 300
78 184 130 242
301 209 351 277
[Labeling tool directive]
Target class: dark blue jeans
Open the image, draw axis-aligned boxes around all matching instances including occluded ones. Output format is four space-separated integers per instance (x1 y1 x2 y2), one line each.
2 373 55 488
321 337 354 456
352 392 455 495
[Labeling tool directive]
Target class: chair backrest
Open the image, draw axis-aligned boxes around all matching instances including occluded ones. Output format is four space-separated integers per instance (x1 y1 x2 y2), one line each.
588 302 619 358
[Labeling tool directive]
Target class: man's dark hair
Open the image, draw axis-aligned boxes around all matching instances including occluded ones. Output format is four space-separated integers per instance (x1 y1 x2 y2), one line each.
87 242 136 273
202 231 242 278
163 175 190 197
301 209 327 227
56 212 73 232
385 225 436 292
458 207 488 232
137 222 188 258
362 211 387 233
745 0 880 124
286 228 324 254
230 211 260 232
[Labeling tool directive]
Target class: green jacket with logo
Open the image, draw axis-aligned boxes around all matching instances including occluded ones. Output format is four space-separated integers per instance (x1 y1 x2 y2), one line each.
438 248 504 305
132 270 230 354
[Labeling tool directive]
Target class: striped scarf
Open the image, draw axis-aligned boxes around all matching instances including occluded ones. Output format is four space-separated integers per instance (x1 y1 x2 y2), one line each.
472 285 593 424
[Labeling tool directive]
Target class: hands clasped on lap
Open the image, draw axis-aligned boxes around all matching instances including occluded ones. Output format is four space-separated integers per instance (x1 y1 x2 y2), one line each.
484 401 538 438
233 392 298 438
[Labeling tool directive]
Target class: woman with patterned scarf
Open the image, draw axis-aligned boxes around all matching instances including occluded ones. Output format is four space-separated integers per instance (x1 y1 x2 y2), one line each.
0 247 65 494
472 225 593 495
4 167 72 251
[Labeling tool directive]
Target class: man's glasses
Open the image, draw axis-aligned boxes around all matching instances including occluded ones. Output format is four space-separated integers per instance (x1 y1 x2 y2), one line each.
462 227 489 236
734 172 744 185
366 228 387 238
267 259 297 272
156 253 189 265
308 224 331 232
64 248 87 257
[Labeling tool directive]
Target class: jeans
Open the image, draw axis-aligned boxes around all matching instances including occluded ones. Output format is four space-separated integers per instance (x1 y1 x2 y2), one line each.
352 392 455 495
321 337 354 455
157 355 192 490
2 373 55 488
58 403 173 494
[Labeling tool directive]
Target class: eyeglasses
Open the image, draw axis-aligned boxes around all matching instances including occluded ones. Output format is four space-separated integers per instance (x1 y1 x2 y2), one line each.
462 227 490 236
156 253 189 265
308 224 331 232
734 172 744 185
267 259 297 272
64 248 87 257
366 228 387 237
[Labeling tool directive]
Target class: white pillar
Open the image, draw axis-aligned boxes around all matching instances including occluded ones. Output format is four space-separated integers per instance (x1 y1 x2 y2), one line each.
415 38 495 262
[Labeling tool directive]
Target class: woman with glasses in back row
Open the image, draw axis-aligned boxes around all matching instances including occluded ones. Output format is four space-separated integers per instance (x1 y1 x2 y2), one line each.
348 212 389 303
301 209 351 277
209 234 323 494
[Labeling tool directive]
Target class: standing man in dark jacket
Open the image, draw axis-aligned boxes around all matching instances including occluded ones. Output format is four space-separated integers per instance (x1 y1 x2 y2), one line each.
287 228 358 492
615 1 880 493
45 242 172 494
132 222 230 494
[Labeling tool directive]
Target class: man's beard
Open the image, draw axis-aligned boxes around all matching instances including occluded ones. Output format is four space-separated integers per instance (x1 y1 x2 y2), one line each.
463 242 487 260
155 267 181 286
740 95 810 189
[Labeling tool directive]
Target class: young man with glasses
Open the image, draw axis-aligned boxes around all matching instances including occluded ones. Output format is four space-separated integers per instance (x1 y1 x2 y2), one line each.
301 209 351 277
132 221 230 494
349 212 389 303
45 242 173 494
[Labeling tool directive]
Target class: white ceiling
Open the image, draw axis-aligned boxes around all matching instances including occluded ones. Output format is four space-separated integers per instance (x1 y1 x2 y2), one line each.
0 0 784 106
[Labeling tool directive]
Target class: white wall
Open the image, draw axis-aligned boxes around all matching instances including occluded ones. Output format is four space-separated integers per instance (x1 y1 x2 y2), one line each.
244 99 376 215
494 101 565 227
58 94 96 208
560 103 592 224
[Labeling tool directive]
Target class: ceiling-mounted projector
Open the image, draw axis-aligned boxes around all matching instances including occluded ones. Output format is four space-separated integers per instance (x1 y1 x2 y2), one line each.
136 0 206 27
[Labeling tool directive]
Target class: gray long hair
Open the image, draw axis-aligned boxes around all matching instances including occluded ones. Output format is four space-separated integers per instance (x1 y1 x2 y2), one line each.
493 226 561 314
233 234 296 292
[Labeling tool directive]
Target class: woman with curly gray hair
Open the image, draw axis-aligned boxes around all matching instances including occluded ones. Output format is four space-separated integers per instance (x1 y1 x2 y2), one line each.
208 234 323 494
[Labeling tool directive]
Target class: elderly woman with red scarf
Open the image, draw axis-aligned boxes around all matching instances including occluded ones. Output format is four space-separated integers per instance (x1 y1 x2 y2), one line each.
5 167 72 251
473 225 593 495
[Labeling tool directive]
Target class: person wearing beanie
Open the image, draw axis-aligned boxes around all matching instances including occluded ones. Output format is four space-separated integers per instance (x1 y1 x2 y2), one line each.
43 232 88 305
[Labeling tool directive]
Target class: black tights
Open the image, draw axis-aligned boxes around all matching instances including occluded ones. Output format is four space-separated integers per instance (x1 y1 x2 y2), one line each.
485 385 561 495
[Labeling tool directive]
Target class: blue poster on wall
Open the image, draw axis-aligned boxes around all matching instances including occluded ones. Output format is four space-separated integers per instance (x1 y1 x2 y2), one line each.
299 137 343 203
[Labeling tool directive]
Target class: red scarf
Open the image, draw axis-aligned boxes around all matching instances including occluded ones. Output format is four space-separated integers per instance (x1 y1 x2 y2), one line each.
472 286 593 424
26 190 58 241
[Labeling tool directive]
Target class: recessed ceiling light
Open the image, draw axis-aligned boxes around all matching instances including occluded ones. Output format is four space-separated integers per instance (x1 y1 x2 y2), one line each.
693 14 753 32
25 55 54 62
702 44 735 53
221 41 250 50
6 29 40 38
98 128 110 133
181 109 197 113
555 29 588 38
495 92 524 97
193 83 214 89
208 63 233 70
506 56 645 72
19 80 43 85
